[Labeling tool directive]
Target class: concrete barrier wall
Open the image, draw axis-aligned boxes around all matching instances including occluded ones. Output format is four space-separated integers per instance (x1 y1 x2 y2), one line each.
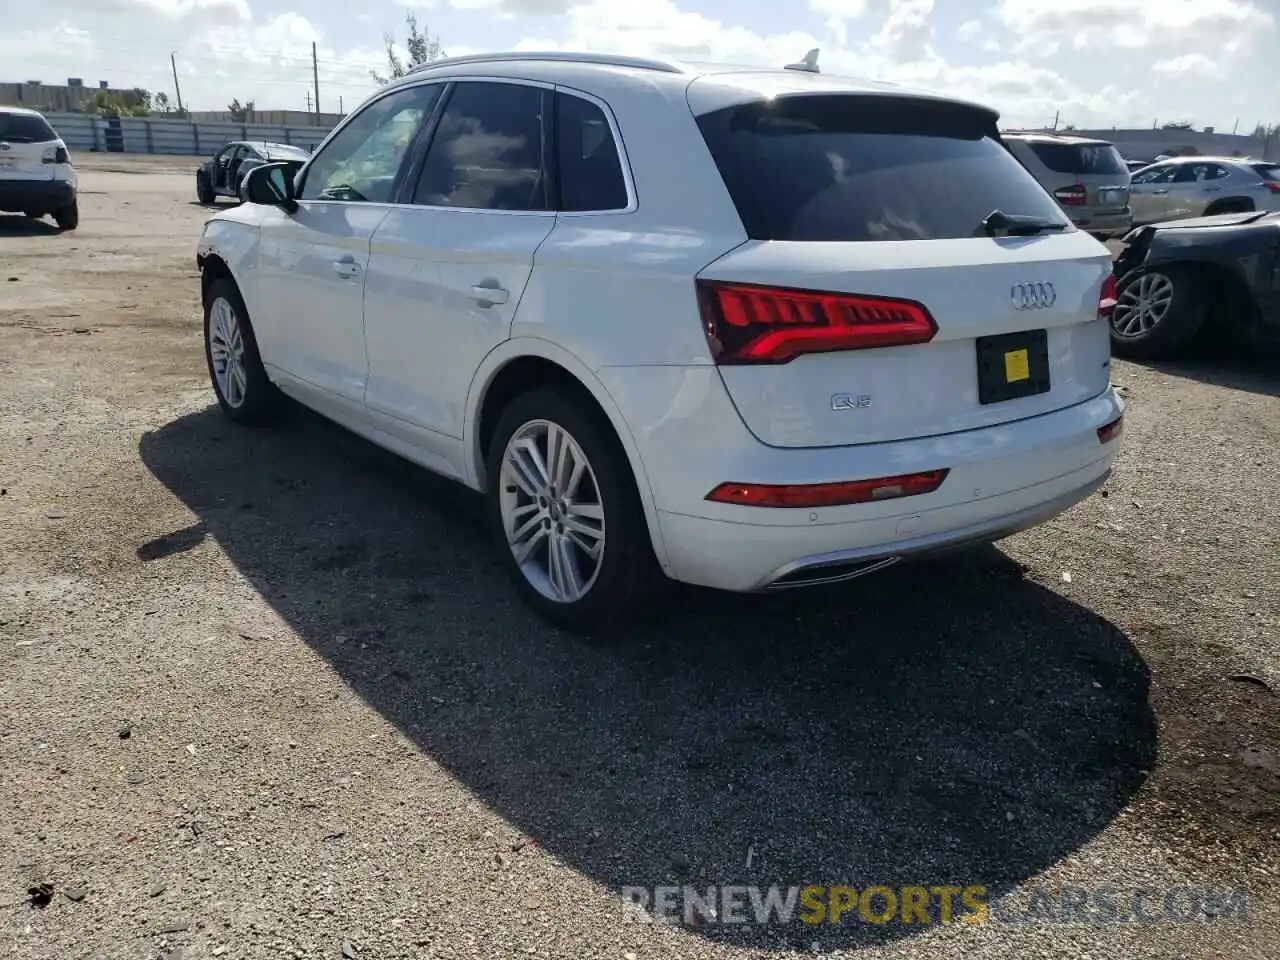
41 112 337 157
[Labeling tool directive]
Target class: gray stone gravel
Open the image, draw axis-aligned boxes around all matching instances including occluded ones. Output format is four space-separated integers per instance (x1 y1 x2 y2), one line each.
0 158 1277 959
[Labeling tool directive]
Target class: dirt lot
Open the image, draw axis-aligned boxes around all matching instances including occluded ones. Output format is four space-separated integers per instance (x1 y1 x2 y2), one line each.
1 155 1278 960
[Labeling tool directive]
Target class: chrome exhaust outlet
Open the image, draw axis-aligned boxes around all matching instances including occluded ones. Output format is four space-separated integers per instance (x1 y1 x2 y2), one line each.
766 555 902 590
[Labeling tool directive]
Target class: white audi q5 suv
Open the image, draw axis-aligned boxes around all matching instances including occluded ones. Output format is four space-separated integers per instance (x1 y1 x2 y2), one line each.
196 51 1125 627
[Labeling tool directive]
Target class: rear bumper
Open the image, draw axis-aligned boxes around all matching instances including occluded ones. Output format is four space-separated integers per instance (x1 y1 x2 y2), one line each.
0 178 75 213
1072 209 1133 237
659 459 1112 591
598 365 1123 592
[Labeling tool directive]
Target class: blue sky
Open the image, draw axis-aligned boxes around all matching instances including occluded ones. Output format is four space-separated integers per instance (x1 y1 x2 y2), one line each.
6 0 1278 132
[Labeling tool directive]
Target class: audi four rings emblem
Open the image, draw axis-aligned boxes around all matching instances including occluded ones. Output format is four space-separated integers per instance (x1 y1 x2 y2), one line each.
1010 281 1056 310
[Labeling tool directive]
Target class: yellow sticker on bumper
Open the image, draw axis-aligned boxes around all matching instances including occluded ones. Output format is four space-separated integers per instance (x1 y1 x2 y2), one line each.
1004 348 1030 383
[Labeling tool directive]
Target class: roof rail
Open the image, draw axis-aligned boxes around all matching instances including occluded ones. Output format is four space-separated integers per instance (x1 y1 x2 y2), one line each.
407 51 685 77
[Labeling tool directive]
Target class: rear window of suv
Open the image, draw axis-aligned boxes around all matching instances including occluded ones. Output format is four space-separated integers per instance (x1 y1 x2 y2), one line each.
695 95 1067 242
0 112 58 144
1025 140 1127 176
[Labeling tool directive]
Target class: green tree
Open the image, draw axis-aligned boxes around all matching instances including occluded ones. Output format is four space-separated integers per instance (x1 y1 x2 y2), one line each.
82 88 152 117
226 99 255 122
371 14 445 84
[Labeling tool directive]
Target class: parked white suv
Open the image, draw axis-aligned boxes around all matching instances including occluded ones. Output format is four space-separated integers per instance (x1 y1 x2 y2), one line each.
0 106 79 230
196 52 1125 627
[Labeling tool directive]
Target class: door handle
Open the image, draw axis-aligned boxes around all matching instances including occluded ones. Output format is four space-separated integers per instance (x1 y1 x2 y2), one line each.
469 284 509 306
1204 186 1222 192
332 259 361 279
1152 189 1169 195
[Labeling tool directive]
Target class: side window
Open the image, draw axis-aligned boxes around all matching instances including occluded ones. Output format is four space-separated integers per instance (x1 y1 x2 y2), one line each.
299 84 442 203
413 82 549 212
1173 164 1209 183
556 93 628 212
1205 164 1228 180
1133 165 1173 184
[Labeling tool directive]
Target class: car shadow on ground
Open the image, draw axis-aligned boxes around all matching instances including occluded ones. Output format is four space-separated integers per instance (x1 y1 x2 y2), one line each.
139 404 1156 950
1139 353 1280 399
0 214 62 237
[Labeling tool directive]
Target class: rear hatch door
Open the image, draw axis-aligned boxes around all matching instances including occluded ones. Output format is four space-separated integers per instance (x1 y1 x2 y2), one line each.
692 89 1114 448
1026 139 1130 214
0 112 57 182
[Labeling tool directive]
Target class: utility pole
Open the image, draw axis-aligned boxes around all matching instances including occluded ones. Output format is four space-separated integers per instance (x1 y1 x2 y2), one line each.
1051 110 1059 131
312 41 320 123
305 89 312 112
339 95 344 115
170 52 184 114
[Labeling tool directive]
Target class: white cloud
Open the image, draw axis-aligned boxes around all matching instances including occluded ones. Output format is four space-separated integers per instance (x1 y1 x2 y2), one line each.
2 0 1277 132
1151 53 1224 79
994 0 1274 51
809 0 870 19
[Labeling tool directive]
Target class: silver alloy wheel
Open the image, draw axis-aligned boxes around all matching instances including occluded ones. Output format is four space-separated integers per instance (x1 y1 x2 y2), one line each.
498 419 606 604
208 296 248 408
1112 272 1174 338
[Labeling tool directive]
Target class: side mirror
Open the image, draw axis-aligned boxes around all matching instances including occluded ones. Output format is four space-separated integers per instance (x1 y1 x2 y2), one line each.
241 162 298 213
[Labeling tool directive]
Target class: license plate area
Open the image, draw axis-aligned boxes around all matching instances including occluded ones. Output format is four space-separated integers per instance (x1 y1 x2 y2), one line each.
976 329 1050 405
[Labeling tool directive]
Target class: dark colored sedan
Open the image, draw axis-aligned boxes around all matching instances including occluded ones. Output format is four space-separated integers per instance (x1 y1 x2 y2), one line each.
1110 210 1280 359
196 140 310 204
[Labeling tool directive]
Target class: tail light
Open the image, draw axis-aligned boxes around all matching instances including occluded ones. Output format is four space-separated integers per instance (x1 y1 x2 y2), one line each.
1098 274 1117 319
696 280 937 365
1097 415 1123 445
1054 184 1088 207
706 469 949 509
41 146 70 164
1263 182 1280 194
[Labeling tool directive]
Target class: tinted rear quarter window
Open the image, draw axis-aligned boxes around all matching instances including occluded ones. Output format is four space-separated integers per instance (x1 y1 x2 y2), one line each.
0 112 57 143
696 95 1066 242
1251 163 1280 182
1026 141 1127 176
556 93 627 212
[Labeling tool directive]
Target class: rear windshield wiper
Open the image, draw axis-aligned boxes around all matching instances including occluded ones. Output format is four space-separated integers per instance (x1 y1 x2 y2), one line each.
980 210 1069 237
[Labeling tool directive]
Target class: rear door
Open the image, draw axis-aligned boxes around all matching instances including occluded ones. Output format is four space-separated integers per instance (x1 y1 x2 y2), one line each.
0 111 57 182
363 79 556 447
1024 140 1130 218
692 91 1113 448
1168 162 1227 218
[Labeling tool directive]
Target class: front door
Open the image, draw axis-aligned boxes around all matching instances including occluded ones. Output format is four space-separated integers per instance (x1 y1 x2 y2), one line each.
251 84 439 404
1128 164 1175 224
363 80 558 459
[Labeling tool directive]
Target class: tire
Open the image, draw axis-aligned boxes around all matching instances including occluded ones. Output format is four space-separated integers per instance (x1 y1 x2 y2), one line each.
1109 265 1209 360
197 172 215 205
53 201 78 231
485 386 660 630
202 277 283 425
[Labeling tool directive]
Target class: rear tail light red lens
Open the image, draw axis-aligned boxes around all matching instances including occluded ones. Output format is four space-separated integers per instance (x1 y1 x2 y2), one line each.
1098 274 1117 319
705 469 949 509
1264 182 1280 194
1054 184 1088 207
1097 415 1123 444
696 280 937 365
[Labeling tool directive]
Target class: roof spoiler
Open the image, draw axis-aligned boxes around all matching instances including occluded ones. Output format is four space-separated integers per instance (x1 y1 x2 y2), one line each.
784 49 820 74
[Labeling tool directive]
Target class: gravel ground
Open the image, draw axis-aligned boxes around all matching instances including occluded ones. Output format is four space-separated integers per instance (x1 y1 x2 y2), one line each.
1 156 1277 960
